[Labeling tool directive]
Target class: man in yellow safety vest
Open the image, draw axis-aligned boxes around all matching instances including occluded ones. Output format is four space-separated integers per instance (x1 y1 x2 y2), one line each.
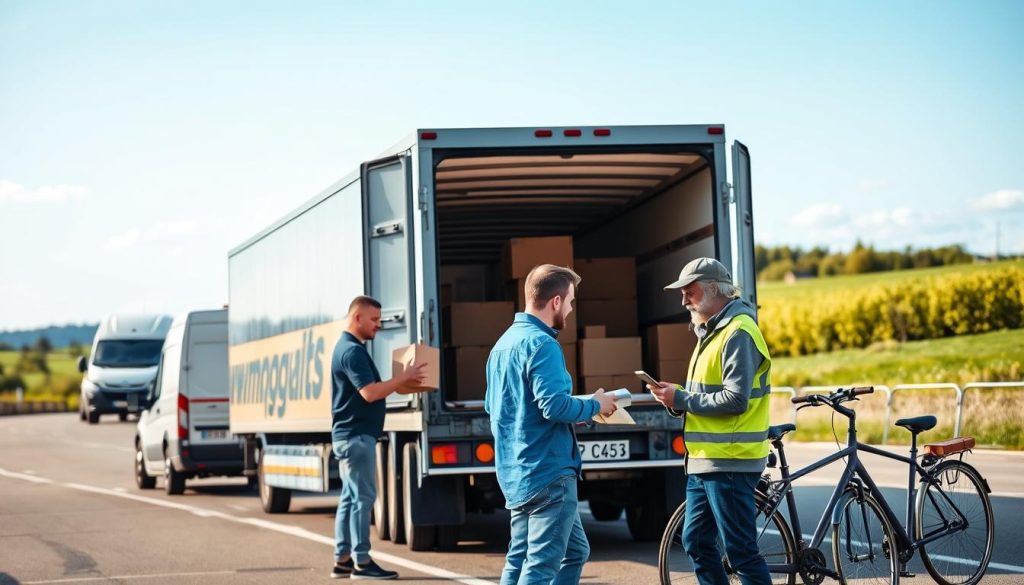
648 257 772 585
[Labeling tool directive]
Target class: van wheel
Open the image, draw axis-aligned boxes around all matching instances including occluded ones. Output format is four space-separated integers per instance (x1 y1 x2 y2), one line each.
403 442 436 551
135 443 155 489
118 412 129 422
79 403 86 422
374 440 391 540
165 457 186 495
87 411 100 425
258 452 291 513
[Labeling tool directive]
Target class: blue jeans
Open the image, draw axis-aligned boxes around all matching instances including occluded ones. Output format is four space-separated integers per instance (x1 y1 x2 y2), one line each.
501 475 590 585
333 434 377 564
683 472 771 585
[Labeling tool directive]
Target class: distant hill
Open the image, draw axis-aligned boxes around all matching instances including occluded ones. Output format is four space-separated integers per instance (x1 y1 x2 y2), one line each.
0 324 98 350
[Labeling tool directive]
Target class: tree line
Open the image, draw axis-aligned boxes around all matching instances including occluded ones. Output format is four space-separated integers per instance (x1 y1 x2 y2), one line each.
756 242 976 281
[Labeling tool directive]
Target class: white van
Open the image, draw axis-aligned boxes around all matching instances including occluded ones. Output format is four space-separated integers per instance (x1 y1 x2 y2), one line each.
134 309 244 494
78 313 173 424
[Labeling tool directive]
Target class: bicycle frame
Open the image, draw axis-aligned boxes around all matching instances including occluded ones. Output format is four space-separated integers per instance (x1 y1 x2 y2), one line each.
761 398 965 575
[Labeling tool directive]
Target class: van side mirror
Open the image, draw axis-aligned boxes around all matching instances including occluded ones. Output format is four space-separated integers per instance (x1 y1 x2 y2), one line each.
145 380 156 407
77 356 87 373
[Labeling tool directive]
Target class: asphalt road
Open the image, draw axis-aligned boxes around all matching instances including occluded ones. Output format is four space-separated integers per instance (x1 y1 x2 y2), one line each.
1 413 1022 584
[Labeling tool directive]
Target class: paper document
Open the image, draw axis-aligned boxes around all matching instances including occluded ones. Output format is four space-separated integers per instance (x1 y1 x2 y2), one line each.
582 388 637 425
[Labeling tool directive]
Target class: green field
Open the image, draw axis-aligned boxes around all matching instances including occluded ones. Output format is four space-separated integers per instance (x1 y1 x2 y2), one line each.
768 328 1024 448
0 350 84 407
758 258 1024 302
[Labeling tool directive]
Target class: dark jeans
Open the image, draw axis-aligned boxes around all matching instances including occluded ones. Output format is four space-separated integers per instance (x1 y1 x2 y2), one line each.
683 472 771 585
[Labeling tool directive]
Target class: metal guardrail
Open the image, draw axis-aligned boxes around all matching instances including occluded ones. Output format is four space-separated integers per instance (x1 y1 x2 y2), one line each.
886 384 961 444
0 401 71 416
771 386 797 423
958 381 1024 439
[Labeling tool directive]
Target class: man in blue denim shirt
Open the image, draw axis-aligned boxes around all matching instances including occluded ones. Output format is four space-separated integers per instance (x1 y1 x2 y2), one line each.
330 296 426 580
486 264 618 585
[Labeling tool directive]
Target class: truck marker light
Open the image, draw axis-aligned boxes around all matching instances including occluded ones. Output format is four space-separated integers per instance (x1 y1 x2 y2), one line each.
534 129 553 138
563 129 582 137
420 131 437 140
593 128 611 136
707 127 724 135
672 435 686 455
177 394 189 440
432 444 458 465
475 443 494 464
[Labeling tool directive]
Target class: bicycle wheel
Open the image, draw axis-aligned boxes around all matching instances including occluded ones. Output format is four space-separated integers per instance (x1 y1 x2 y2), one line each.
832 491 899 585
915 460 994 585
658 491 796 584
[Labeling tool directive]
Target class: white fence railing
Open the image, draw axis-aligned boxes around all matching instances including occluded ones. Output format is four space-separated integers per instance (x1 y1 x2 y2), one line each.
772 381 1024 445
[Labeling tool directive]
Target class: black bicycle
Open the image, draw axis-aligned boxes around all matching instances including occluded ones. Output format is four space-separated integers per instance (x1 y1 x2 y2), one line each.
658 386 995 584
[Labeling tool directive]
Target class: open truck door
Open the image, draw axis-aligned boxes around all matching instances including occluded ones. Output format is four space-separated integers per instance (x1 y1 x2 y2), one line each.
732 141 757 310
361 154 417 407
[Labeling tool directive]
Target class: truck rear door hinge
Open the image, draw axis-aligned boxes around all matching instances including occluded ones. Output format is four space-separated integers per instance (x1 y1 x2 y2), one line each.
418 186 428 211
721 182 735 204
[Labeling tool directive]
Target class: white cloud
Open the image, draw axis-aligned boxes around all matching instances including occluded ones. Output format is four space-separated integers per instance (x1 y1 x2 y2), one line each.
854 207 914 230
790 203 847 227
105 220 199 250
970 189 1024 211
0 179 87 205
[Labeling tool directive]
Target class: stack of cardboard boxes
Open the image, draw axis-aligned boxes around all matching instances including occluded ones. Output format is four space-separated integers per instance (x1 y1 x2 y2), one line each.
504 236 577 385
574 256 643 394
443 300 515 401
645 323 699 384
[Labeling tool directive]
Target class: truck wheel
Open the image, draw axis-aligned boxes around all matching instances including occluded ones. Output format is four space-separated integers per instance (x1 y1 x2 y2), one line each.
258 452 291 513
134 441 156 489
374 440 391 540
87 411 100 425
388 440 405 544
165 457 186 495
402 442 436 551
589 501 624 522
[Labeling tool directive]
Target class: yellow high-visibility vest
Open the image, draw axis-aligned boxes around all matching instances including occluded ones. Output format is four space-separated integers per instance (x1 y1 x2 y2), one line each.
682 314 771 461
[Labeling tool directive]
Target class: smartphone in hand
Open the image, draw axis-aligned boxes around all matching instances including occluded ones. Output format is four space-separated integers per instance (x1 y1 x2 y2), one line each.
635 370 660 389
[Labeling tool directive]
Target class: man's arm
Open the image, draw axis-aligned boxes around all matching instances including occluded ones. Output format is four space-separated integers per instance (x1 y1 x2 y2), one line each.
529 340 601 423
672 331 763 415
341 348 423 403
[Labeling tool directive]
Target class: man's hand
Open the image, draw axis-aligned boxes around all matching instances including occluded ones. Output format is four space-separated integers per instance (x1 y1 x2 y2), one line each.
591 388 618 416
647 381 678 409
398 361 428 387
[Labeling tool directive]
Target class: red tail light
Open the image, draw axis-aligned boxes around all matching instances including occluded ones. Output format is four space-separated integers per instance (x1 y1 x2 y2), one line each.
420 131 437 140
475 442 495 463
431 444 459 465
672 435 686 455
177 394 189 439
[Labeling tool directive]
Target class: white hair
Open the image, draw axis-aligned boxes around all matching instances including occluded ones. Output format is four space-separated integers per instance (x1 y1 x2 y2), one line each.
700 281 741 300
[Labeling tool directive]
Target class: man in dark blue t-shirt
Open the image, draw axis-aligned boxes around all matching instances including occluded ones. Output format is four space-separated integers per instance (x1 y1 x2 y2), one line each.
331 295 425 580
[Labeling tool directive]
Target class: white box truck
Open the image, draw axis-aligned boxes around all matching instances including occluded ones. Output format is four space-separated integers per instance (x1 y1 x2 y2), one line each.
228 125 757 551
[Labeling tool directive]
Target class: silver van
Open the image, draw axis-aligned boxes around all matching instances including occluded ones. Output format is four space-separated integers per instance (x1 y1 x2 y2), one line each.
78 313 172 424
134 309 244 494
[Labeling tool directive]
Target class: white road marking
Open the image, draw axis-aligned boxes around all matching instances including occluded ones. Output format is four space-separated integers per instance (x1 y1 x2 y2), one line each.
23 469 36 474
23 570 238 583
227 504 249 512
2 468 497 585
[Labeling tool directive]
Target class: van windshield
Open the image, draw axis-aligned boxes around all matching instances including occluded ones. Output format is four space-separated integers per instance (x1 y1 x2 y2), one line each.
93 340 164 368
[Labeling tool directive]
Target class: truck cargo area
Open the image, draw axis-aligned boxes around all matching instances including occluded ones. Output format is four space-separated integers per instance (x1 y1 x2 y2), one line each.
435 148 717 405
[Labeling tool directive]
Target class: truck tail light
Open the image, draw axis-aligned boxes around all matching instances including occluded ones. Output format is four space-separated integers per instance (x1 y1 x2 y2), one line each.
672 434 686 456
475 442 494 464
177 394 189 440
432 444 459 465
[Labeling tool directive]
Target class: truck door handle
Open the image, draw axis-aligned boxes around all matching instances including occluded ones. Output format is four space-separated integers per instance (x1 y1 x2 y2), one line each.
381 312 405 324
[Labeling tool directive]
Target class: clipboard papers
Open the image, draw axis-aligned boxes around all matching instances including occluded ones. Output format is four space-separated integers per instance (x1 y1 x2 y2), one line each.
582 388 637 425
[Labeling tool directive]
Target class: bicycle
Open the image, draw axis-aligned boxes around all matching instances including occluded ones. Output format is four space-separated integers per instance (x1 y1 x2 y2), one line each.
658 386 994 584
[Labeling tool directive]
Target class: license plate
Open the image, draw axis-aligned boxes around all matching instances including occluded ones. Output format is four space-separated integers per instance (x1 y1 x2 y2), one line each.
113 400 128 408
578 440 629 462
201 430 228 440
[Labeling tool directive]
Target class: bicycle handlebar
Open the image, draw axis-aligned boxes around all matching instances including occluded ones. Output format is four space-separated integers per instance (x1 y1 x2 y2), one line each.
790 386 874 405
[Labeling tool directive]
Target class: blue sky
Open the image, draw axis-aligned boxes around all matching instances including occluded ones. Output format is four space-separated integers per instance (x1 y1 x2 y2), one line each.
1 1 1022 330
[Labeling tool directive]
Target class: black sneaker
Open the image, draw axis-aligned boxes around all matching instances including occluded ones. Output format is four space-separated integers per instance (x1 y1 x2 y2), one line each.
330 558 354 579
351 559 398 580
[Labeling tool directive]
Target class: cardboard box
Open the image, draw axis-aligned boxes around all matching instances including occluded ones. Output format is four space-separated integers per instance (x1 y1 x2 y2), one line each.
583 325 606 339
508 279 528 311
646 323 698 363
575 257 637 300
578 337 642 377
581 375 642 394
504 236 574 280
656 360 688 383
449 346 490 401
577 299 638 337
445 302 514 347
391 343 440 394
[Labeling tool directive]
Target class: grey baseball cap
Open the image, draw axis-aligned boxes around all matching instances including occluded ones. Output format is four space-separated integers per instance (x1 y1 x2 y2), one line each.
664 257 733 290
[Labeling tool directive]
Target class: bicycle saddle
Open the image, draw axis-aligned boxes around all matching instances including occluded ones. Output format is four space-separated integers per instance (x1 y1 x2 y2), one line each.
768 423 796 441
894 415 937 433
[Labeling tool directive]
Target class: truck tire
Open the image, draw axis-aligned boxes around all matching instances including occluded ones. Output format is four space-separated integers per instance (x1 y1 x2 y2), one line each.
589 501 623 522
165 456 186 495
402 442 436 551
626 470 673 541
388 440 405 544
258 451 291 513
374 440 391 540
134 441 156 489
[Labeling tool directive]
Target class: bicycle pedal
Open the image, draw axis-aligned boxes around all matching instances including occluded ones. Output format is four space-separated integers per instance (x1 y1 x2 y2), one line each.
899 571 917 578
